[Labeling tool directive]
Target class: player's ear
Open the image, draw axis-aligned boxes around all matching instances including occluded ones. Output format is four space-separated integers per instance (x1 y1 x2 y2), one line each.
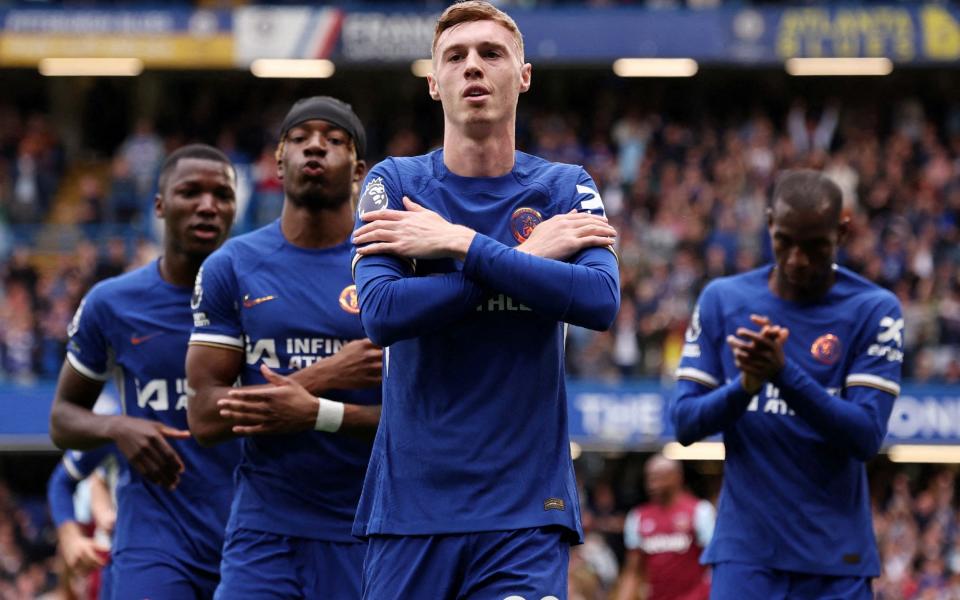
519 63 532 94
154 192 164 219
427 73 441 101
353 159 367 185
275 141 285 181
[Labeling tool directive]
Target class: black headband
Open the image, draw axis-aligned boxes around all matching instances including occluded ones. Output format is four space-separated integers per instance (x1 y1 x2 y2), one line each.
279 96 366 158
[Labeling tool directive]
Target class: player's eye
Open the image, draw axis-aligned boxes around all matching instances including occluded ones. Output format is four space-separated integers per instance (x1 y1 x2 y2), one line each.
448 53 462 62
328 136 345 146
485 50 501 59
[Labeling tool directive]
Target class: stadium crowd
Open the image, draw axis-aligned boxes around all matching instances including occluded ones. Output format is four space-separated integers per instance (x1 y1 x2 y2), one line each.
1 93 958 385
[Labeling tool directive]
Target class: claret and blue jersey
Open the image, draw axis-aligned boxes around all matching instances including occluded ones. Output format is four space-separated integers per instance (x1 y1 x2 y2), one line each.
66 260 240 575
189 220 380 542
672 265 904 577
351 149 620 542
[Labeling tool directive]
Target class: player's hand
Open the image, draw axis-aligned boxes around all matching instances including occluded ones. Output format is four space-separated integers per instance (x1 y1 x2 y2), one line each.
322 339 383 389
58 522 109 574
107 416 188 490
727 314 788 394
218 364 320 435
516 209 616 260
353 197 476 261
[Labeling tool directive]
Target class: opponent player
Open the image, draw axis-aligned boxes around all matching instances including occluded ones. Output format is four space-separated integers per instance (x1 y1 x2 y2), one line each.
48 144 241 598
185 96 382 599
672 170 903 599
350 3 620 597
616 454 714 600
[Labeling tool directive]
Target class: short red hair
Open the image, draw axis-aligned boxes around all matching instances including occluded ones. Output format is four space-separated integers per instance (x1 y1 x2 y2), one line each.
432 1 524 63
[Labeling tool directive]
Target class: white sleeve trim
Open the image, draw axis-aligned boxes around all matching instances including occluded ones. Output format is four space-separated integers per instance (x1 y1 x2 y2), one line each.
846 373 900 396
66 352 109 382
675 367 719 388
693 500 716 547
188 332 244 349
351 252 362 279
623 508 642 550
61 456 84 481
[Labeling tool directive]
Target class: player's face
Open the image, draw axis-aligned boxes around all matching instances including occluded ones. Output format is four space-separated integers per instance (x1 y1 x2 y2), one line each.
157 158 236 258
768 203 846 299
427 19 531 131
645 462 679 503
278 120 363 210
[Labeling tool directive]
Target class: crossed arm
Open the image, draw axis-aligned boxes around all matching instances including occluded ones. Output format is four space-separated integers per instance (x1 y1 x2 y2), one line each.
352 197 620 346
186 339 383 446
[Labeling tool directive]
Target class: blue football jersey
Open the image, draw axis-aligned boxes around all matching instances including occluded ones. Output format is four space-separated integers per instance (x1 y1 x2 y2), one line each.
189 220 379 542
351 150 620 541
67 261 240 574
672 265 903 576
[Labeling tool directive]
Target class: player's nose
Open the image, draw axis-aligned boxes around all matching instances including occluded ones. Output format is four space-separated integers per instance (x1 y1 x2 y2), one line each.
786 246 809 268
303 131 328 154
196 192 218 214
463 50 484 77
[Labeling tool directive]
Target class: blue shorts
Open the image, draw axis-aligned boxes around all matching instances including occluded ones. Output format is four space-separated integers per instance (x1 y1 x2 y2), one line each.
711 561 872 600
111 548 218 600
215 527 365 600
362 527 569 600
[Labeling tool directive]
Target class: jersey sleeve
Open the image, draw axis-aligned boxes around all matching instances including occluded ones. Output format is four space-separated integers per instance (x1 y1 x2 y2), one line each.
623 508 643 550
566 168 607 217
47 463 79 527
351 160 413 279
693 499 716 547
48 447 114 527
62 446 114 481
845 293 904 396
671 282 755 445
352 160 486 347
65 288 112 382
674 284 723 389
770 292 904 461
189 250 244 351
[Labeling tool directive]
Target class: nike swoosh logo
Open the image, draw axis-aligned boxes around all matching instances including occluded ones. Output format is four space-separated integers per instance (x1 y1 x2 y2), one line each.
130 333 162 345
243 294 277 309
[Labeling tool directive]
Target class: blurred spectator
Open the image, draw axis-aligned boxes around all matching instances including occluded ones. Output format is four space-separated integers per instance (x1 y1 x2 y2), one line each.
93 238 128 283
106 156 140 225
118 118 164 199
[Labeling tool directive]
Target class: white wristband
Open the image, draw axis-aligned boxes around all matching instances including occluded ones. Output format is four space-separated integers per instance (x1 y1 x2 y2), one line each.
314 397 345 432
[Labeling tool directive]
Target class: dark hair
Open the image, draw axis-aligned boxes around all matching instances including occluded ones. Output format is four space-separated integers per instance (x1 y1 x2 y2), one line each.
771 169 843 222
157 144 234 193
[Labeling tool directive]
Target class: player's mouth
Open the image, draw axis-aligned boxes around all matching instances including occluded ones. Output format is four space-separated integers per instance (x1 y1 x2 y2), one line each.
462 85 490 102
302 160 325 177
189 223 221 241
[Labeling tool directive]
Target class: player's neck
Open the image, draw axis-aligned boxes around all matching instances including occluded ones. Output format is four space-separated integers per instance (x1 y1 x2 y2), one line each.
158 251 202 288
280 200 353 249
770 268 835 303
442 120 516 177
